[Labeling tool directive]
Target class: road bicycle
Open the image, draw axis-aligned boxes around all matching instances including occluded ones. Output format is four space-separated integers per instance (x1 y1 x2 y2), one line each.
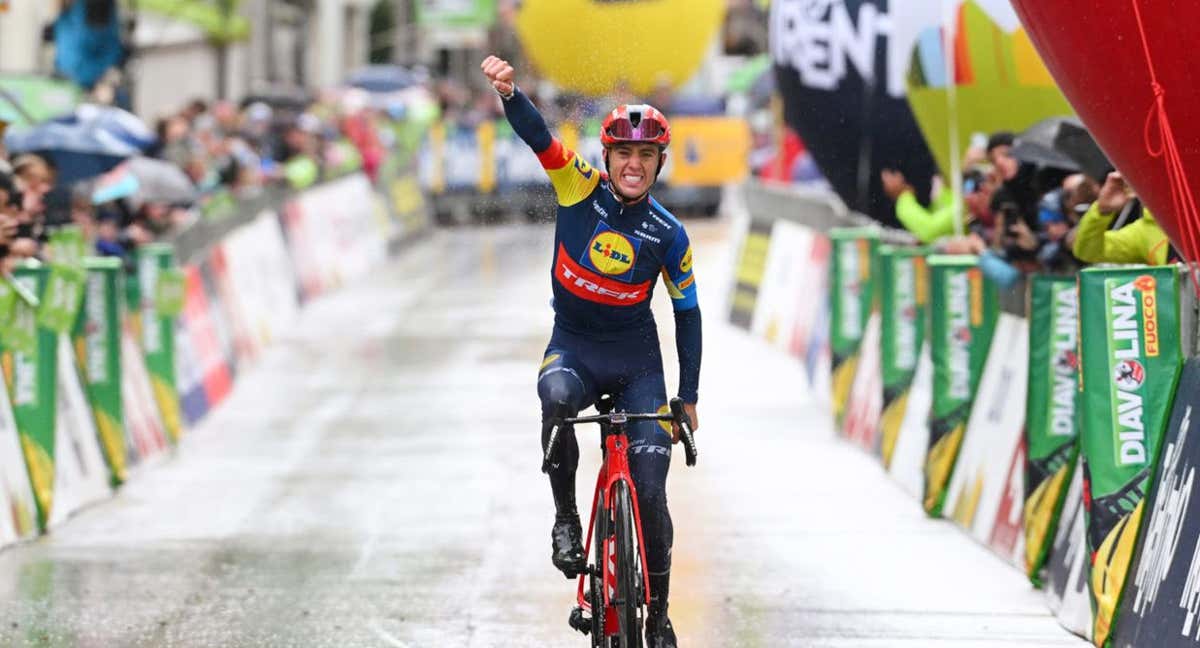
542 396 698 647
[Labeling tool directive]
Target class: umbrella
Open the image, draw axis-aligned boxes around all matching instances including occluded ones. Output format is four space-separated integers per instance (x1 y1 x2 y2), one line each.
1012 117 1082 172
127 156 196 206
4 117 142 185
347 65 414 94
64 104 156 151
90 157 197 206
1052 120 1112 183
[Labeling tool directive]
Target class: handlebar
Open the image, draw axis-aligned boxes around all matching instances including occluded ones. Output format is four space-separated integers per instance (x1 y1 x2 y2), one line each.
541 397 698 473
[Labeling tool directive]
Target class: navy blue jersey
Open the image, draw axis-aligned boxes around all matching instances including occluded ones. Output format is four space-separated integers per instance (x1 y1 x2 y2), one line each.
504 87 701 403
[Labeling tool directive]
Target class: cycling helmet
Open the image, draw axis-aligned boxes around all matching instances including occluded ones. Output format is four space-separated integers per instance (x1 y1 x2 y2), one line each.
600 104 671 148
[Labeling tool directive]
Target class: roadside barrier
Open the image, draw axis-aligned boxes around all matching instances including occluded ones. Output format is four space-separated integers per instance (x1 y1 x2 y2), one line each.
729 179 1200 647
0 155 429 552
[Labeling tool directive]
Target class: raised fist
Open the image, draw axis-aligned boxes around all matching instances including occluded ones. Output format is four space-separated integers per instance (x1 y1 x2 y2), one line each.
481 55 515 97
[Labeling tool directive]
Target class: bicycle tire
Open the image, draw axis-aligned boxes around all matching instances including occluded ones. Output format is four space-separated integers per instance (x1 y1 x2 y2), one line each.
612 480 644 648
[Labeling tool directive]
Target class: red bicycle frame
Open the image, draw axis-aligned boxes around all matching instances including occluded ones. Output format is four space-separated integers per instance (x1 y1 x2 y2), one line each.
576 431 652 637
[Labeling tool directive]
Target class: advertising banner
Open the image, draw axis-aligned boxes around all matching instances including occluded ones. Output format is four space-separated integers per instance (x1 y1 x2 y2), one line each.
0 351 36 546
1113 359 1200 648
889 344 933 498
752 221 812 350
923 255 997 516
828 228 879 426
120 326 168 463
943 313 1029 566
48 335 111 528
842 313 882 451
5 263 58 530
664 117 751 187
138 244 183 443
789 233 832 390
1024 275 1081 583
878 246 928 467
1078 265 1182 647
1045 457 1095 640
72 258 127 485
729 218 774 330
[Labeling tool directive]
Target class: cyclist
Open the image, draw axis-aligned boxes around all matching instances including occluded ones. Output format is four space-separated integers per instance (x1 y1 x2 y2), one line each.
481 56 701 647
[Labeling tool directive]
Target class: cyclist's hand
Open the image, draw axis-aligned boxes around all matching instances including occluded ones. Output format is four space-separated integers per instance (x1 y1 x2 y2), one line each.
672 403 698 443
481 55 515 97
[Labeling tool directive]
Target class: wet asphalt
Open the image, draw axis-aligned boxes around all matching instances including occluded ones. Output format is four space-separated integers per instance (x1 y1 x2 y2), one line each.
0 222 1082 647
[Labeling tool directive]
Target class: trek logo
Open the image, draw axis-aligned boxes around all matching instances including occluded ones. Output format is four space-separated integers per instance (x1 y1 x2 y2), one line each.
557 244 651 306
593 201 609 219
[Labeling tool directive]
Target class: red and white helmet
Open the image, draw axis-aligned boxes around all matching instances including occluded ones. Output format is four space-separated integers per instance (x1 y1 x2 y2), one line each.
600 104 671 148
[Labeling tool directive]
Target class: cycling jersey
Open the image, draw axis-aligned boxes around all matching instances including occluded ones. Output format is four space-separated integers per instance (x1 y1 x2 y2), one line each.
503 87 701 403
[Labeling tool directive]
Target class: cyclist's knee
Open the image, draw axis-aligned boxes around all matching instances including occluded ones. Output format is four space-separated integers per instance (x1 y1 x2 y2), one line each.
538 367 587 415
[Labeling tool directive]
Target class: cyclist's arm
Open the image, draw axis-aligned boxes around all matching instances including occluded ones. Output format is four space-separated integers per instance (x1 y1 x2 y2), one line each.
501 86 599 207
662 228 701 404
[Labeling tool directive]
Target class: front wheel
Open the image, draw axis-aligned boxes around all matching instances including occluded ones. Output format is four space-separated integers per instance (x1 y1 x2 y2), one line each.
612 480 644 648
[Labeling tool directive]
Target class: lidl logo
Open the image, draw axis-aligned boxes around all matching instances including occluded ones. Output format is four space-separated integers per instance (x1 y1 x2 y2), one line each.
680 246 693 273
574 156 594 180
589 231 636 276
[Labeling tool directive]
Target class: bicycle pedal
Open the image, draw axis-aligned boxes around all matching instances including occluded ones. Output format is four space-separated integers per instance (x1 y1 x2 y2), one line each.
568 607 591 635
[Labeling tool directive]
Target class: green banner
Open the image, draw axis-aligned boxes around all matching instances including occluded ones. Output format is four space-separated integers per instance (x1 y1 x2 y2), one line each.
829 228 879 427
1023 275 1080 585
878 246 928 467
4 262 58 531
922 255 997 516
137 244 183 444
0 276 35 355
415 0 496 28
38 227 88 334
1078 266 1182 647
73 258 127 486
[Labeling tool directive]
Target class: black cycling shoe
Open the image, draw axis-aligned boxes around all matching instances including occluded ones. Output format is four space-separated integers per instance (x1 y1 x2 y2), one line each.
551 514 586 578
645 612 678 648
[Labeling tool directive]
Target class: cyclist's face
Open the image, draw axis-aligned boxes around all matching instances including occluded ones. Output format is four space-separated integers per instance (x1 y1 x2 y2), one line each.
607 143 662 199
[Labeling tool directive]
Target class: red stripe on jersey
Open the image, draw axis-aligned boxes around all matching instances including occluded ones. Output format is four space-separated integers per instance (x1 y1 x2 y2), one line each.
537 138 572 170
555 244 651 306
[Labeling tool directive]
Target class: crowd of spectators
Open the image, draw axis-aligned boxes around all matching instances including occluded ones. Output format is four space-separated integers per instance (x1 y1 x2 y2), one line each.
0 86 417 274
879 131 1170 286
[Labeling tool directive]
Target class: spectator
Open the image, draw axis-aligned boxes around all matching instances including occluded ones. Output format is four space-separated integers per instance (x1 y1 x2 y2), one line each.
1072 172 1171 265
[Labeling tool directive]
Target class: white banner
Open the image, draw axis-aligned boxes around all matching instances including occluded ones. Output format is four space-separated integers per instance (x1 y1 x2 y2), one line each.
752 220 813 350
0 360 37 546
49 335 112 527
121 327 169 466
1045 460 1093 639
889 343 932 499
843 312 882 452
942 314 1028 567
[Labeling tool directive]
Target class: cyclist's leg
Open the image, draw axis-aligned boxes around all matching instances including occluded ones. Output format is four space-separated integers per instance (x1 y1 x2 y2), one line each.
538 347 597 518
615 370 674 614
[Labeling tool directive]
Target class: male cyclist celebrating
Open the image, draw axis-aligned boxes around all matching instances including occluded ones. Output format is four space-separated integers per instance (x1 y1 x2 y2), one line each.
481 56 701 647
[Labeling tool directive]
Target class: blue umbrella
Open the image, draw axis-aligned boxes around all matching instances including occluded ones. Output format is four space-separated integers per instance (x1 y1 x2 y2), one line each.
347 65 414 94
61 103 156 151
5 117 143 185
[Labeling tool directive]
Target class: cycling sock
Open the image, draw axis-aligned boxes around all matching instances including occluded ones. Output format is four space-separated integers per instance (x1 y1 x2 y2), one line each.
547 426 580 517
648 570 670 615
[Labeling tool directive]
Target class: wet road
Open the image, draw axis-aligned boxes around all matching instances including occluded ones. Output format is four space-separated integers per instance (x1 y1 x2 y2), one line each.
0 222 1081 647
